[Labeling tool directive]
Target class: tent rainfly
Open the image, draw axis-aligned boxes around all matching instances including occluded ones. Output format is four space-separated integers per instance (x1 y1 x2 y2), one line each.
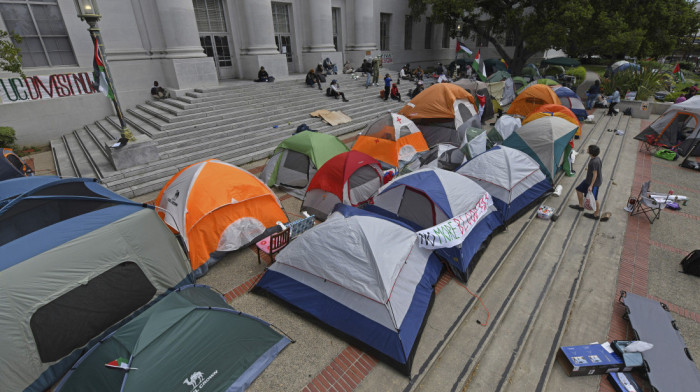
634 95 700 156
55 285 290 392
352 113 429 169
1 148 32 181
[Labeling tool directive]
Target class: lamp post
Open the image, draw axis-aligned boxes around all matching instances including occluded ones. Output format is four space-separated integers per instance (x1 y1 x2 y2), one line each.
74 0 134 145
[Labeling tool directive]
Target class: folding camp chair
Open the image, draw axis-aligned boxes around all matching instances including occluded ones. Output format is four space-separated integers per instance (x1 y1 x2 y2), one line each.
639 134 681 154
629 181 670 224
256 227 290 264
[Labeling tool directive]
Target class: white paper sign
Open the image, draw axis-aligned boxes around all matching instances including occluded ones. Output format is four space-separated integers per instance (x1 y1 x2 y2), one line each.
416 193 493 249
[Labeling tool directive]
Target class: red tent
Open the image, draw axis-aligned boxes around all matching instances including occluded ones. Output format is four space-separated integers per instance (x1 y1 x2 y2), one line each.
302 151 383 220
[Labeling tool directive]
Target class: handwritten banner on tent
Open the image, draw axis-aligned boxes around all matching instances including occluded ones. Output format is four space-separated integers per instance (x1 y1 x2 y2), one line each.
416 193 492 249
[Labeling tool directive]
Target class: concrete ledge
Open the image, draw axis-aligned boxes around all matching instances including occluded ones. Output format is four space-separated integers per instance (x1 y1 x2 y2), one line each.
618 100 652 119
651 101 672 115
105 134 160 171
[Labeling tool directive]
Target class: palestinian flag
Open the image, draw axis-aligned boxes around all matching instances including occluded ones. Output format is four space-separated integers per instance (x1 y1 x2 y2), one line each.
456 41 472 55
105 357 137 370
93 38 114 99
673 63 680 74
471 50 487 81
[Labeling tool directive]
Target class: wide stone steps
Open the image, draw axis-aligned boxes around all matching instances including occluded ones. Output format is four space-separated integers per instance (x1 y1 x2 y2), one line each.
50 74 408 198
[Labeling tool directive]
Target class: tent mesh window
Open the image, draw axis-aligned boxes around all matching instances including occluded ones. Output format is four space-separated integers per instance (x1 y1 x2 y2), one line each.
364 117 396 140
30 262 156 363
279 150 311 187
397 187 436 228
457 103 473 121
348 166 381 204
5 153 24 172
0 198 113 247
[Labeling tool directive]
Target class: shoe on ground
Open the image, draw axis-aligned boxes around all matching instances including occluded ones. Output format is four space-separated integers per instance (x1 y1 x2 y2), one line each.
569 204 584 211
343 99 349 102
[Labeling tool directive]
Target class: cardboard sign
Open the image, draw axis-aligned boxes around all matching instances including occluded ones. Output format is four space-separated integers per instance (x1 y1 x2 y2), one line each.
416 193 492 249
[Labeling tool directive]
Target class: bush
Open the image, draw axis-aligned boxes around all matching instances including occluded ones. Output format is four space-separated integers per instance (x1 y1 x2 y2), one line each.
601 66 663 101
679 61 694 71
566 66 586 82
0 126 17 149
665 91 684 102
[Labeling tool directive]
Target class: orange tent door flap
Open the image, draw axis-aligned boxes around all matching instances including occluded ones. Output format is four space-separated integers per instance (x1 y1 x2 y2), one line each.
186 195 288 270
397 132 429 154
353 136 400 167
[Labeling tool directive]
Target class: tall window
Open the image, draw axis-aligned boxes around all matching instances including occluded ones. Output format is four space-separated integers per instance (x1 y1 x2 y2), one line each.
505 28 515 46
404 16 412 50
442 23 450 48
424 17 432 49
332 7 340 51
380 13 390 51
476 22 489 47
271 2 292 62
0 0 76 67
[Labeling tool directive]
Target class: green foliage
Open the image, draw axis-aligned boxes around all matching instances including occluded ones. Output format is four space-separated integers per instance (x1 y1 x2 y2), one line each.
664 91 684 102
0 30 24 77
0 126 17 149
566 66 586 82
601 66 663 101
678 61 694 71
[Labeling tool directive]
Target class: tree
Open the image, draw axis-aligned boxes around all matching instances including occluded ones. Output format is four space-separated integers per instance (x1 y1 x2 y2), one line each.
0 30 24 77
409 0 592 74
409 0 700 73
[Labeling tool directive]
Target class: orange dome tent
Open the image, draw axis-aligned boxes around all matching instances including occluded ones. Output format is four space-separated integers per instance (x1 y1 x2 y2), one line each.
352 113 429 168
398 83 476 123
398 83 479 147
155 159 288 275
507 84 561 118
523 104 581 138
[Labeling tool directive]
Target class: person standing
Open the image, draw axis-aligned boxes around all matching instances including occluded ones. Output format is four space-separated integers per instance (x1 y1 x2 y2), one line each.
570 145 607 221
383 73 392 101
607 87 620 116
372 56 381 86
361 59 372 88
586 80 601 110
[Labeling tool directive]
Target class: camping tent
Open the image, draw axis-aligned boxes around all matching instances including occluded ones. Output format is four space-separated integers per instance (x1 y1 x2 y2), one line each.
634 95 700 156
0 176 192 392
55 285 290 392
302 151 383 220
499 77 516 106
456 146 553 224
260 131 349 198
540 57 581 67
524 103 582 141
491 115 522 142
486 70 511 83
1 148 32 181
367 168 502 282
537 78 561 87
553 86 587 121
520 63 542 80
398 83 478 146
255 206 442 374
484 58 508 75
459 126 496 160
420 143 466 171
156 159 288 275
610 60 640 74
507 84 562 118
511 76 529 93
503 116 578 180
351 113 429 169
453 79 495 121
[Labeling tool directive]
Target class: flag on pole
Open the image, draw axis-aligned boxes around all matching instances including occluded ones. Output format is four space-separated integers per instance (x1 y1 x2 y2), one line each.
472 50 487 81
673 63 680 74
456 41 472 55
93 38 114 99
105 357 137 370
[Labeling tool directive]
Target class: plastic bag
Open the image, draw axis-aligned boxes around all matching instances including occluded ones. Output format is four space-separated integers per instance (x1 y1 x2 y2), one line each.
624 341 654 353
584 192 596 211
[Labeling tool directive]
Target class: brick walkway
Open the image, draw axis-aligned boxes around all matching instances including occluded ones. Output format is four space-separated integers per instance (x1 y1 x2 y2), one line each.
598 137 700 392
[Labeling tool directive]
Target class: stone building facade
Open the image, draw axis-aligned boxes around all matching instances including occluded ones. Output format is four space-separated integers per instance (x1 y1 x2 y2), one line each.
0 0 515 145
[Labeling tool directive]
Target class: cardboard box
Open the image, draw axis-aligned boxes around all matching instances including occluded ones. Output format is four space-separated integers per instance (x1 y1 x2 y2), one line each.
557 344 633 376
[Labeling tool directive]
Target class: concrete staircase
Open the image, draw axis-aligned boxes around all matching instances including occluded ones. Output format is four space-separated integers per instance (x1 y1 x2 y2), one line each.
50 74 406 198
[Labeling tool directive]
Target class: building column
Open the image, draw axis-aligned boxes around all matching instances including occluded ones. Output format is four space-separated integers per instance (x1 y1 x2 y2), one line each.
238 0 288 78
302 0 340 72
154 0 218 89
346 0 378 66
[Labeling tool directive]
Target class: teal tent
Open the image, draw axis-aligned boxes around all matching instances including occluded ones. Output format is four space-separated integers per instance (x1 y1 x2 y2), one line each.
540 57 581 67
56 285 290 392
502 116 578 180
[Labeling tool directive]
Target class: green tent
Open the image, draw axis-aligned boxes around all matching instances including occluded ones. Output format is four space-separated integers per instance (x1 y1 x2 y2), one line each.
486 70 511 83
537 78 560 87
540 57 581 68
260 131 349 198
459 126 500 160
512 76 529 93
55 285 290 392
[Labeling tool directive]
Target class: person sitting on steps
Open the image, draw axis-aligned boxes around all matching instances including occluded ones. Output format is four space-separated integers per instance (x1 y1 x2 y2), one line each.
607 87 620 116
254 66 273 82
150 81 170 99
327 80 349 102
390 83 401 101
306 69 322 90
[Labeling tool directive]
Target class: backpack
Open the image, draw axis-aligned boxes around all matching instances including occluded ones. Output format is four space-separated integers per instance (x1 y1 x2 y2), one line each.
680 250 700 276
623 108 632 116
